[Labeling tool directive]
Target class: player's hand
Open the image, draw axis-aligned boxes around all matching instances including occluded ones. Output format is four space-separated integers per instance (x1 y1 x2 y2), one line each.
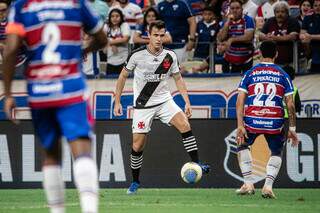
288 129 299 147
4 96 19 124
113 102 123 116
184 103 192 118
236 126 248 145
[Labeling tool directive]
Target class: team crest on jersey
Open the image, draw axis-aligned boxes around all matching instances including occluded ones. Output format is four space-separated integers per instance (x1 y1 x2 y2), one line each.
223 129 270 183
163 59 171 69
137 121 145 129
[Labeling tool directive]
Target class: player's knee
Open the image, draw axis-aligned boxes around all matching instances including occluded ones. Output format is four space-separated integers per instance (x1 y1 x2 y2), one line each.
132 141 145 152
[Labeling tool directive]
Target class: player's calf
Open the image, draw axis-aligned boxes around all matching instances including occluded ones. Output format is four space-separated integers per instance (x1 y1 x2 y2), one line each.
73 156 99 213
181 130 199 163
237 147 253 184
43 165 65 213
262 155 281 199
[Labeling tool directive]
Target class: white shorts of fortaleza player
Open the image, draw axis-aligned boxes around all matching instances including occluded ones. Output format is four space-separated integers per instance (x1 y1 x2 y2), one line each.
132 99 182 133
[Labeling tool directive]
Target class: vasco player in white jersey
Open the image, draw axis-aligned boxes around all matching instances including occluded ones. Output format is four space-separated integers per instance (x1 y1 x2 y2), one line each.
114 20 210 194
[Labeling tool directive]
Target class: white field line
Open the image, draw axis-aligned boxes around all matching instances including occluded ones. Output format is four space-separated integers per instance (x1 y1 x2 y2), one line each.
0 202 296 210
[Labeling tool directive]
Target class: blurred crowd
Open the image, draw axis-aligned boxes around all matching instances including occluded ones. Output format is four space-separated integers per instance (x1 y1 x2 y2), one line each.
1 0 320 77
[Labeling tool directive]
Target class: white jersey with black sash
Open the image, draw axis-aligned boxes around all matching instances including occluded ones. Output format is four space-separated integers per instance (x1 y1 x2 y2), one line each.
125 46 180 108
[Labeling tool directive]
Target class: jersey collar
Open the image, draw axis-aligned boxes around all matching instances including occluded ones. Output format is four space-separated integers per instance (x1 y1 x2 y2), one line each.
147 46 163 56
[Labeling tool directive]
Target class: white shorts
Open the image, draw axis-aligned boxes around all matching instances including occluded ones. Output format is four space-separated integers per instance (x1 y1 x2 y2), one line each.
132 99 182 133
173 45 188 64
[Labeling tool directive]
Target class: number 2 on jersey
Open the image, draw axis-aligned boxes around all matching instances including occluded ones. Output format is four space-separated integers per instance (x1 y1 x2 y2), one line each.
253 83 276 107
41 23 61 64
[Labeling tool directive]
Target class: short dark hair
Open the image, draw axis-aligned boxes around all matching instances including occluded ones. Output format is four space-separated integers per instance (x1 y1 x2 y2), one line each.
260 41 277 59
202 6 215 13
230 0 243 6
149 20 165 33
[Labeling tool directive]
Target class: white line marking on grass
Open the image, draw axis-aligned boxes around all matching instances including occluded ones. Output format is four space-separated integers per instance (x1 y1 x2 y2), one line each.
0 203 79 210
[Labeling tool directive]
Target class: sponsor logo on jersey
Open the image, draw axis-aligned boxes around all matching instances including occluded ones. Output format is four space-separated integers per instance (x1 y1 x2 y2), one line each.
251 108 277 116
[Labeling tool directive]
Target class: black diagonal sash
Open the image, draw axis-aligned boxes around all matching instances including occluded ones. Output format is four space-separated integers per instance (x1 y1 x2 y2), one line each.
135 53 173 108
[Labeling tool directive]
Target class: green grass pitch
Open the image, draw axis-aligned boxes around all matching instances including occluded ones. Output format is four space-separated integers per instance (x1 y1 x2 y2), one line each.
0 188 319 213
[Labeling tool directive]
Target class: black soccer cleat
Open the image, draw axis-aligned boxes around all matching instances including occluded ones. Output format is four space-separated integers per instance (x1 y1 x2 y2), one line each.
198 163 210 174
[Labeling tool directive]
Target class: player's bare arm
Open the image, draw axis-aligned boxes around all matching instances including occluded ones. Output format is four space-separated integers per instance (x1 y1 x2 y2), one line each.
2 34 23 123
83 28 108 56
236 91 248 145
114 68 130 116
186 16 196 51
285 94 299 147
172 72 192 118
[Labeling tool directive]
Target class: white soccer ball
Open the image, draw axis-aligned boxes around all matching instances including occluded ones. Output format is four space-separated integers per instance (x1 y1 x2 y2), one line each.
180 162 202 184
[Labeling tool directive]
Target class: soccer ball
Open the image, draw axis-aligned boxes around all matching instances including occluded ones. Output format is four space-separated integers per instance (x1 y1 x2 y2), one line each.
180 162 202 184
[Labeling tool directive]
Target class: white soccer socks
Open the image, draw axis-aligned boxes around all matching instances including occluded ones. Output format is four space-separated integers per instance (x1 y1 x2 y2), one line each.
43 165 65 213
238 149 253 184
264 155 282 188
73 157 99 213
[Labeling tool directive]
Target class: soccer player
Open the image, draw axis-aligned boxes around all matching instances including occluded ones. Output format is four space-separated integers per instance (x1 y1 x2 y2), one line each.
235 40 299 199
114 20 210 195
2 0 107 212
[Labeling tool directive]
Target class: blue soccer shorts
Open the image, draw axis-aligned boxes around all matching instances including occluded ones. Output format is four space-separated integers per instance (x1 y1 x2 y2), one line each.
31 101 94 150
239 131 286 156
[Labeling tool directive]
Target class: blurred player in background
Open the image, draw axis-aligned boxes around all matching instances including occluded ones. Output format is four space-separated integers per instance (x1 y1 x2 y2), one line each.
236 40 299 198
0 0 27 78
2 0 107 212
114 20 210 195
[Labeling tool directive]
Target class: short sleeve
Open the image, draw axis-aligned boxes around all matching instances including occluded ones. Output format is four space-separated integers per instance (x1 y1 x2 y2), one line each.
6 1 26 37
80 0 103 35
282 72 294 96
169 52 180 74
125 53 136 72
181 0 193 18
238 72 250 93
245 15 255 31
121 22 131 37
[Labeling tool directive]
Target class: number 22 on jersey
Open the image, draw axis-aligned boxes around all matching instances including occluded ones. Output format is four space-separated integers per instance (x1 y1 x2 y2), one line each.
253 83 276 107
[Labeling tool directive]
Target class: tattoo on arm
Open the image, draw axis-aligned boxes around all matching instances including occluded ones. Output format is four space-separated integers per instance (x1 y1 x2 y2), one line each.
172 72 182 80
286 95 296 127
